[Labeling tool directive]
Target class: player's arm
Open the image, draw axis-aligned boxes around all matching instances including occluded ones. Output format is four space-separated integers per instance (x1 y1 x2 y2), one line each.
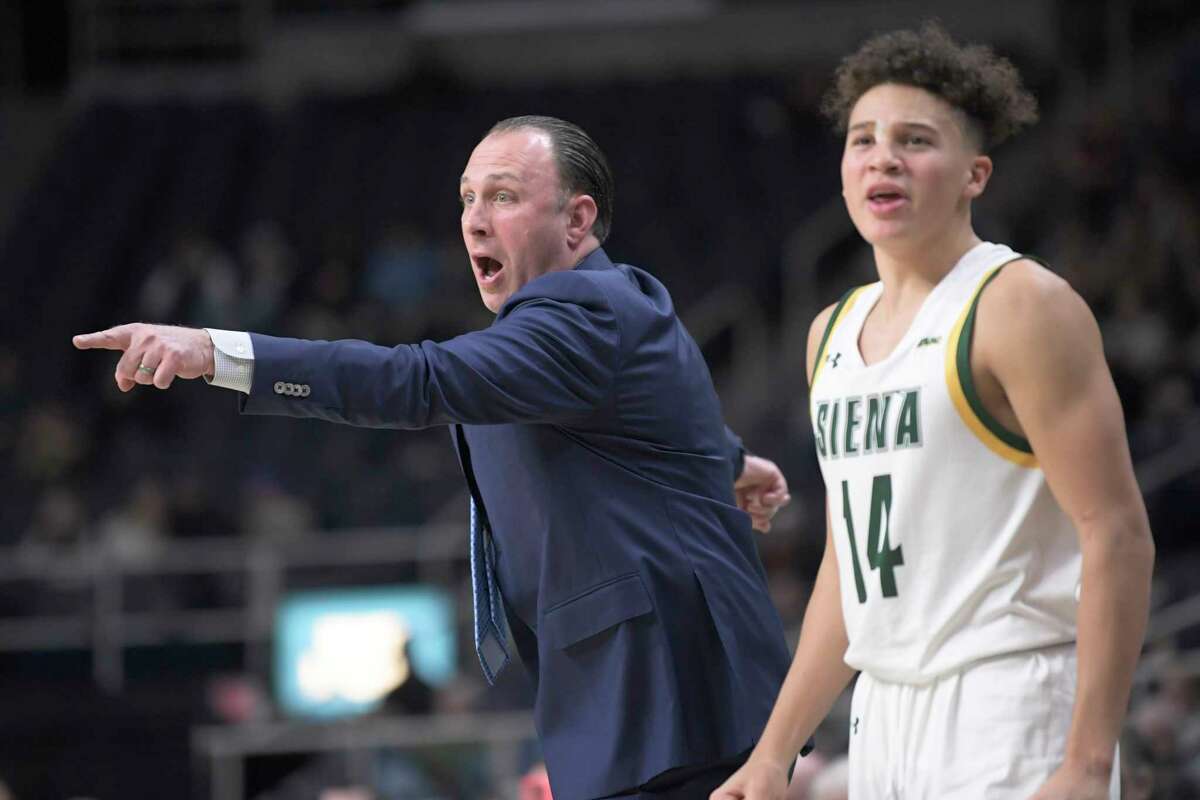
711 305 859 800
976 261 1154 790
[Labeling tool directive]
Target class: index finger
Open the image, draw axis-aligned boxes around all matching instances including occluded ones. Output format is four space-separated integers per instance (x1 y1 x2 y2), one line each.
73 326 132 351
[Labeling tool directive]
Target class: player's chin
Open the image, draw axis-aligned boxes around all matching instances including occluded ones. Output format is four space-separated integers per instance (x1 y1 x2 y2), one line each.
856 222 910 245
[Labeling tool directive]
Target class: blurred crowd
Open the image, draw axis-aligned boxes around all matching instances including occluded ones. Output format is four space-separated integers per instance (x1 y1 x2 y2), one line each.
0 21 1197 800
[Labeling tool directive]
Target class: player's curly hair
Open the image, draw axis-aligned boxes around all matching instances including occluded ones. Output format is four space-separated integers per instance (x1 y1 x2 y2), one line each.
821 21 1039 149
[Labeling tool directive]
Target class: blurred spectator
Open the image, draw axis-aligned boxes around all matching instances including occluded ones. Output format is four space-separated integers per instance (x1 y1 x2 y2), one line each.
1103 285 1170 384
19 484 87 562
15 405 89 482
518 762 551 800
362 224 441 341
240 477 316 546
381 640 434 717
260 748 447 800
373 748 453 800
291 229 359 341
1130 658 1200 798
1120 725 1158 800
168 472 236 539
319 789 373 800
1065 107 1134 236
97 476 169 567
206 673 272 726
240 221 298 331
17 484 90 616
96 475 179 612
139 231 240 328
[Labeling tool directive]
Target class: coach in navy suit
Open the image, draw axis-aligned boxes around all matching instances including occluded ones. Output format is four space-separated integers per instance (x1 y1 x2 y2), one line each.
75 116 797 798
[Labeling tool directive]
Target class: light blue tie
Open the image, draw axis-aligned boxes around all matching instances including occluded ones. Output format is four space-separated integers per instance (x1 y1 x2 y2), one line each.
470 498 510 684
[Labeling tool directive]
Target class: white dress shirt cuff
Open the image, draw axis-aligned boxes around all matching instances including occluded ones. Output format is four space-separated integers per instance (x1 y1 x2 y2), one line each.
204 329 254 394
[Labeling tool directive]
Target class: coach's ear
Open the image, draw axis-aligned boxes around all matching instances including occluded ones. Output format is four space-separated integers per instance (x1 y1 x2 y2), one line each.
965 155 993 200
565 194 598 249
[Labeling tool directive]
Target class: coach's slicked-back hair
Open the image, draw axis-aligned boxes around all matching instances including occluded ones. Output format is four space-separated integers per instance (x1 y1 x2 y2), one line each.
487 115 615 244
821 21 1039 149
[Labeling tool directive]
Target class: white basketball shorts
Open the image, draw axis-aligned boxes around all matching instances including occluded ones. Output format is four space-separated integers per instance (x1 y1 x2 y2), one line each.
847 644 1119 799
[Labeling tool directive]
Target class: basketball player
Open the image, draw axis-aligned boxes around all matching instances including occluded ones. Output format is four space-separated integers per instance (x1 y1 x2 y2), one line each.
713 23 1154 800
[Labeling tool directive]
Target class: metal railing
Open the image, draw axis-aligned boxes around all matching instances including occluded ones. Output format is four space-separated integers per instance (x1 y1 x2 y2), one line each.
0 523 468 692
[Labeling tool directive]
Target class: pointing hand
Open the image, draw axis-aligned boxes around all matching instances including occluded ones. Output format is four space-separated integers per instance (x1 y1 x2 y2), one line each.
73 323 215 391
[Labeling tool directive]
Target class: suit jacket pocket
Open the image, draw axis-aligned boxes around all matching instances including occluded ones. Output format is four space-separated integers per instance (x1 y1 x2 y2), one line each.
541 572 654 650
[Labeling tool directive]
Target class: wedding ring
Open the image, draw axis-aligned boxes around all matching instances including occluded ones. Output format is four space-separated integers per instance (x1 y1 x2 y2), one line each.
137 364 155 374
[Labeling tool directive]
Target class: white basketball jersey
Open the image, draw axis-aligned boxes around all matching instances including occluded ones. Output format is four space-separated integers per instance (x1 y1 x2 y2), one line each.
809 242 1080 684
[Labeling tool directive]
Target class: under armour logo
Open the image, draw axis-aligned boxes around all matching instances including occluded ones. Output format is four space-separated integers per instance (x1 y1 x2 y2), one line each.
852 716 860 735
826 352 842 368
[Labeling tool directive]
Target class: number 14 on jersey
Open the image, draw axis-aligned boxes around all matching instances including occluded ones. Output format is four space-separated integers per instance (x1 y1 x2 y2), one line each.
841 474 904 602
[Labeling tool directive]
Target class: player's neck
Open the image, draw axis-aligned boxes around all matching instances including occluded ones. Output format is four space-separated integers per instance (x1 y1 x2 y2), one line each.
871 226 981 316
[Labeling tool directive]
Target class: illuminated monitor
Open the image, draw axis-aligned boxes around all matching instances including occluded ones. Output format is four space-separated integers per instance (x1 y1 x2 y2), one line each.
274 585 457 719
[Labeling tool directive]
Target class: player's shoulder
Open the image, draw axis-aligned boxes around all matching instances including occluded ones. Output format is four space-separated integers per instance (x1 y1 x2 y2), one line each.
806 300 843 384
980 257 1092 335
987 257 1074 305
807 282 874 356
975 257 1103 379
808 302 840 346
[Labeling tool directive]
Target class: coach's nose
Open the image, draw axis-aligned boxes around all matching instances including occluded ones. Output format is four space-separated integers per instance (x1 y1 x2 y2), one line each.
463 199 491 238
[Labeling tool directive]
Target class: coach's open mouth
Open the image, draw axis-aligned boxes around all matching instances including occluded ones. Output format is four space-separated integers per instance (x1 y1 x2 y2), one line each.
474 256 505 283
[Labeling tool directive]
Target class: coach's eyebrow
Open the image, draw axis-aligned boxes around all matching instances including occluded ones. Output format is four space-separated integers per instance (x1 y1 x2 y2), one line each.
460 172 524 184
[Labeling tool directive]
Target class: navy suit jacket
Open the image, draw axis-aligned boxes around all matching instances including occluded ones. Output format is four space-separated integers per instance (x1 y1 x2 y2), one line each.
241 248 791 799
